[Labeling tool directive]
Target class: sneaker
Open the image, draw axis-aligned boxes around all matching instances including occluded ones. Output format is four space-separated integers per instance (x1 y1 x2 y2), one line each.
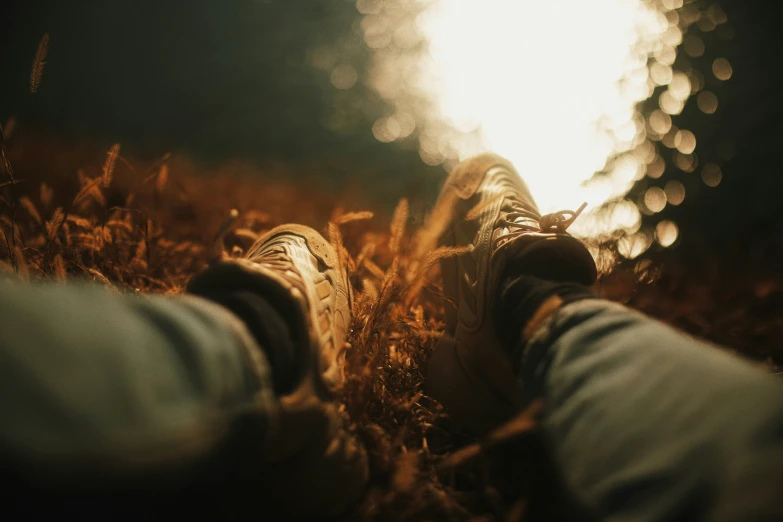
427 154 597 434
187 224 367 516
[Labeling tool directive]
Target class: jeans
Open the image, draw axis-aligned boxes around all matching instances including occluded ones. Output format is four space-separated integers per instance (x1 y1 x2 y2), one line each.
0 279 276 516
514 298 783 522
1 279 782 520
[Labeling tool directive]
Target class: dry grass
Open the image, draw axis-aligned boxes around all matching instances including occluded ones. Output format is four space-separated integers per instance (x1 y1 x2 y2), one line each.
3 26 782 519
0 133 547 520
2 132 782 520
29 33 49 95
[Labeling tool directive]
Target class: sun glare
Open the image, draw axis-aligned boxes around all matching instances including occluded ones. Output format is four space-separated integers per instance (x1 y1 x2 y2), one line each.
355 0 732 246
351 0 731 252
416 0 651 214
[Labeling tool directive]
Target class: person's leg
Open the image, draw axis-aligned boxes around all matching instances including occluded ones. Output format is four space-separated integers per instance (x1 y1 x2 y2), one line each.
0 225 368 517
0 278 279 499
497 275 783 522
425 153 783 521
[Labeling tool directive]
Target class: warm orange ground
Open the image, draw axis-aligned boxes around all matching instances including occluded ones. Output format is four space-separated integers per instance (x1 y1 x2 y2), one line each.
2 134 781 520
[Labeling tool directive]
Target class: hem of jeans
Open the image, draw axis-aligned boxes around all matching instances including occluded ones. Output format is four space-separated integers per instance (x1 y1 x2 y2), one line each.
518 298 608 398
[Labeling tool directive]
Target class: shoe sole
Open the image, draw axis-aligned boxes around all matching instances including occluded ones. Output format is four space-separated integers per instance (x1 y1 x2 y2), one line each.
427 154 521 434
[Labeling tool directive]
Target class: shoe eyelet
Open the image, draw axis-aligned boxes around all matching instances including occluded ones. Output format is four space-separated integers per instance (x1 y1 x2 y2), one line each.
306 238 336 268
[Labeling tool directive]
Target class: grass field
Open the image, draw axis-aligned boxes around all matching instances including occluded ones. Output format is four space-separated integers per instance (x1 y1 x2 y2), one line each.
2 130 782 520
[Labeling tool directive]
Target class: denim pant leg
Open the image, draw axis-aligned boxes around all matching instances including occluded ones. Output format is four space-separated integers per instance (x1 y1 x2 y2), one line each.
520 299 783 522
0 279 276 489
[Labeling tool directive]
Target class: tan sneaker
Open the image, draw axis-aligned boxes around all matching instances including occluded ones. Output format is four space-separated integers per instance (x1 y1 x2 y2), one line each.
427 154 597 434
187 224 367 516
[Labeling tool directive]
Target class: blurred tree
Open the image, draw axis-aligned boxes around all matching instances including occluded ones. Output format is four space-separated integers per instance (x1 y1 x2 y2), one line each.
0 0 439 199
2 0 782 259
632 0 783 264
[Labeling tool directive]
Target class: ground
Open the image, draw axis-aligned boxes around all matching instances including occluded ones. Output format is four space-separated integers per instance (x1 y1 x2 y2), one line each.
2 133 782 520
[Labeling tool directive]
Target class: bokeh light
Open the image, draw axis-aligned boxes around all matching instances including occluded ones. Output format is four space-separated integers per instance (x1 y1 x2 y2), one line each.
647 155 666 179
644 186 667 213
697 91 719 114
688 69 705 93
618 229 654 259
673 151 698 172
683 35 705 57
701 163 723 187
356 0 383 15
664 180 686 205
330 65 359 90
712 57 733 80
649 110 673 135
655 220 680 246
674 129 697 154
353 0 730 254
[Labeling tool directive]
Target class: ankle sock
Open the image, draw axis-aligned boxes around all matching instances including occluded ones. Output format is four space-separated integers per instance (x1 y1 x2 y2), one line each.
496 275 596 359
210 291 300 395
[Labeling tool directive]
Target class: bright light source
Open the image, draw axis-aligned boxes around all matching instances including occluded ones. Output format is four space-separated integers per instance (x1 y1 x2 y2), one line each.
413 0 660 215
360 0 717 248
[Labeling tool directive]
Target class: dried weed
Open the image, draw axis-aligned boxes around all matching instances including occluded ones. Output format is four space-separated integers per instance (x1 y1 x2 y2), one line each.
1 134 782 521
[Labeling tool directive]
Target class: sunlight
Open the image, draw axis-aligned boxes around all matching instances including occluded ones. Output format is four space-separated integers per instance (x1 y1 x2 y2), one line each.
361 0 702 241
417 0 650 214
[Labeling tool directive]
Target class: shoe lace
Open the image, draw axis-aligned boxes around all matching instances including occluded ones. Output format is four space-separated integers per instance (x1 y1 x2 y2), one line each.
258 248 290 266
493 195 587 250
244 233 298 270
249 241 312 300
253 244 295 271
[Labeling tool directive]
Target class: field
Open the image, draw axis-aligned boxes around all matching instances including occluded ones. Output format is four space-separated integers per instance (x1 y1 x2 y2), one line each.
2 130 782 520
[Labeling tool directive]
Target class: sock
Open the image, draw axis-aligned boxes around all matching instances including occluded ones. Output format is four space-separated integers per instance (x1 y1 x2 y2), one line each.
210 291 300 395
496 275 596 360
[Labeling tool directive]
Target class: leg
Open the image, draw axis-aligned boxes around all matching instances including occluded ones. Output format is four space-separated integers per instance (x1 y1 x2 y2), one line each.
0 225 367 517
498 275 783 522
0 277 277 513
426 153 783 521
